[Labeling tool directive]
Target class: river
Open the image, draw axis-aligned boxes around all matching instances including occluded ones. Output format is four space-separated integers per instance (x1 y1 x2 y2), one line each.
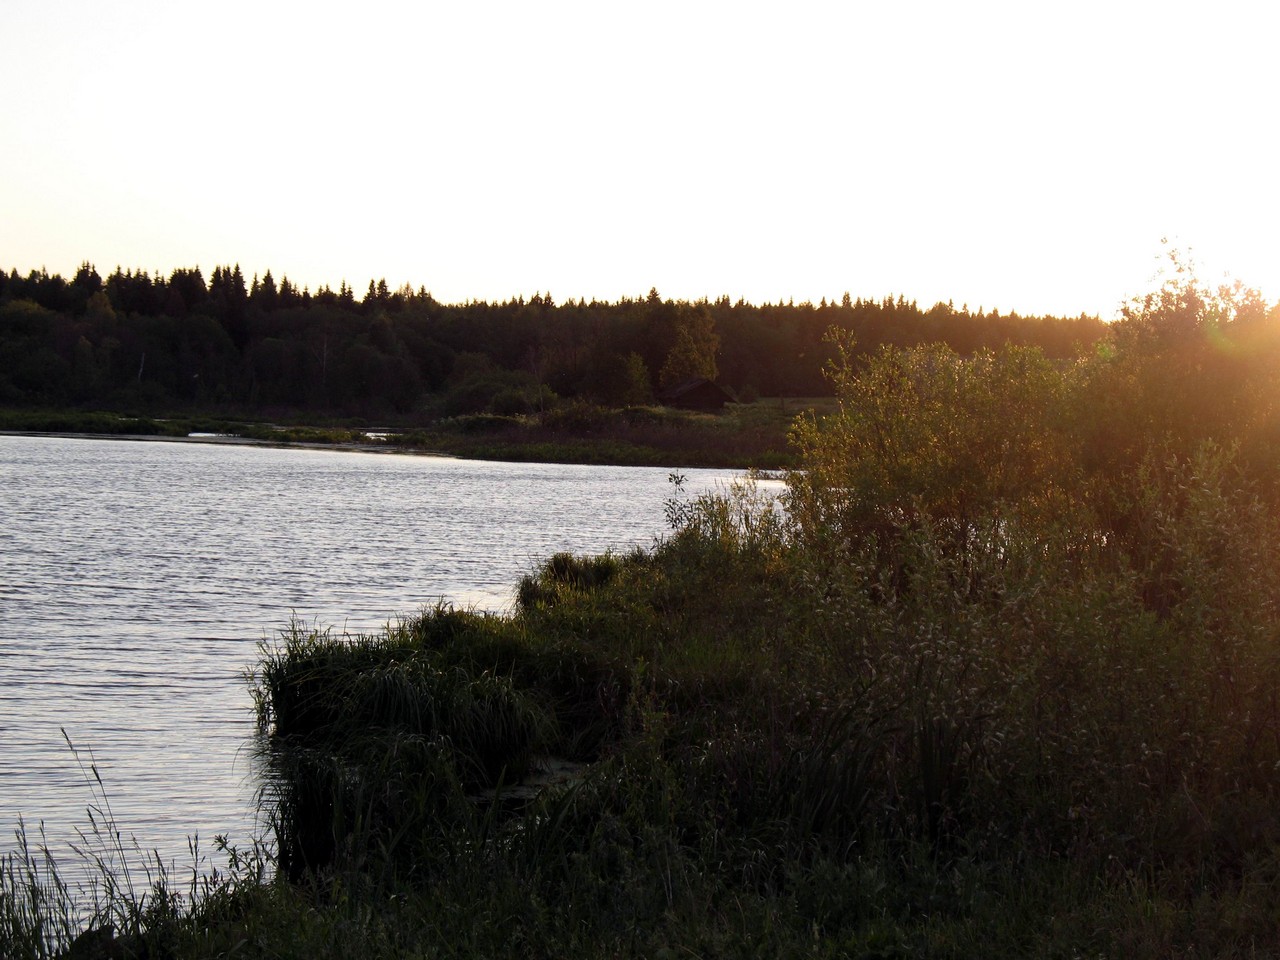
0 434 740 874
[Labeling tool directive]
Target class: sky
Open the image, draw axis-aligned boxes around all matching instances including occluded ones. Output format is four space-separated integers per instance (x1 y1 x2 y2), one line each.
3 0 1277 319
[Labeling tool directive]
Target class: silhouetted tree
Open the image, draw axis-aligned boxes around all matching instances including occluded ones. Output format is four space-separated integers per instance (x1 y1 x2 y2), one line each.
659 302 719 388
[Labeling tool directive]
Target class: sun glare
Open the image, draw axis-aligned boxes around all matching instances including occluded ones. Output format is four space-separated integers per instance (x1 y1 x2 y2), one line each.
2 2 1277 319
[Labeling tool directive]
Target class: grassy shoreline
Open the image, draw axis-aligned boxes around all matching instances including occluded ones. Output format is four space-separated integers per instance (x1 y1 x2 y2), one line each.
0 402 808 469
10 507 1280 958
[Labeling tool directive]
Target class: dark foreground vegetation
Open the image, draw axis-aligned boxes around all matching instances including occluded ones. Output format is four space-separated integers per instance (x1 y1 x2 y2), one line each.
6 258 1280 957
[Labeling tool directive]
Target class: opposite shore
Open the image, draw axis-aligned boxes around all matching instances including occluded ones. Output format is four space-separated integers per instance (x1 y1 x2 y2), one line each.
0 400 815 469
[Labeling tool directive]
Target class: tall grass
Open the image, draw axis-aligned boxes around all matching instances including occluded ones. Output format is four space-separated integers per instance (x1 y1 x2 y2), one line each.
0 732 272 960
0 822 79 959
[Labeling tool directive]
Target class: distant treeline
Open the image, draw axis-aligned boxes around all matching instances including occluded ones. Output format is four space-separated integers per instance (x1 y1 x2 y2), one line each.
0 263 1105 417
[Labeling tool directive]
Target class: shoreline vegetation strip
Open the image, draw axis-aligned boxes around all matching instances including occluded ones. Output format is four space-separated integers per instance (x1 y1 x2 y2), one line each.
0 401 805 469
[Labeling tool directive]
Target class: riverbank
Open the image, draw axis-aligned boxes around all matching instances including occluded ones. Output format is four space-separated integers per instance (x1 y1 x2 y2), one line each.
1 436 744 916
0 401 811 469
11 305 1280 957
9 484 1280 958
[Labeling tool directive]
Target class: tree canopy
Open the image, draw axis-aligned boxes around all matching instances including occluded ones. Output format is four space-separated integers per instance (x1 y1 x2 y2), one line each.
0 261 1108 418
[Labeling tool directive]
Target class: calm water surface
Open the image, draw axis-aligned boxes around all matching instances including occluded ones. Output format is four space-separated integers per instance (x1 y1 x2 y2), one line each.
0 435 739 871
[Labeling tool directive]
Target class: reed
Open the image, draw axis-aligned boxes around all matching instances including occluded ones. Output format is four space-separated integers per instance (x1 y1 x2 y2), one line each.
0 732 274 960
0 822 79 959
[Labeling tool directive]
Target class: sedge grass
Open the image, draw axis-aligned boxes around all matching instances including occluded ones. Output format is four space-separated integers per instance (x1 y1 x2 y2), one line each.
1 731 273 960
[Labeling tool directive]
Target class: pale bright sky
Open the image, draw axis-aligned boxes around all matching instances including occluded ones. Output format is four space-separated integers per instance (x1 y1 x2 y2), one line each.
3 0 1276 318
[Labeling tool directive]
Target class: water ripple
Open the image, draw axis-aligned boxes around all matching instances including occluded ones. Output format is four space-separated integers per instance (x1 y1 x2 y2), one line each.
1 435 737 871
